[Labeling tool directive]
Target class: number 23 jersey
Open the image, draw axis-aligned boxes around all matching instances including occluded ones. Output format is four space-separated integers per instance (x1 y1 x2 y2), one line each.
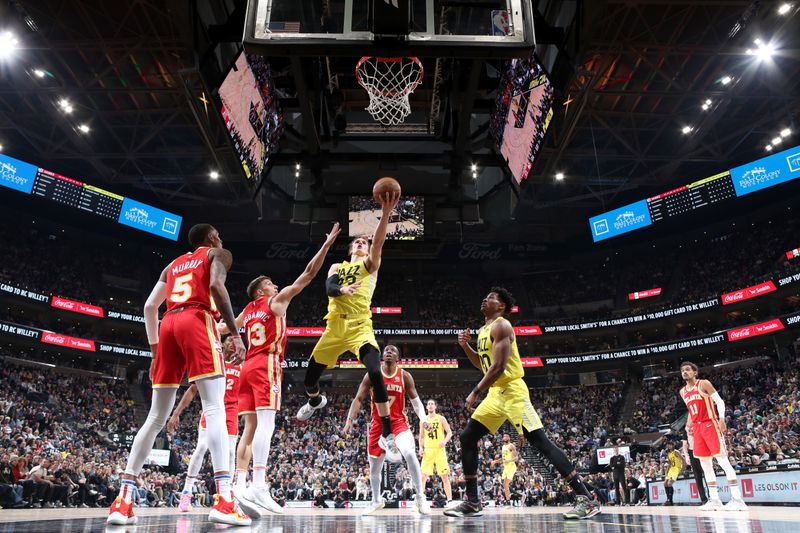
325 260 377 319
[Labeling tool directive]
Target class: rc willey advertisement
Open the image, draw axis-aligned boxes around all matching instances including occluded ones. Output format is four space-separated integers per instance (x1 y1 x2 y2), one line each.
648 470 800 504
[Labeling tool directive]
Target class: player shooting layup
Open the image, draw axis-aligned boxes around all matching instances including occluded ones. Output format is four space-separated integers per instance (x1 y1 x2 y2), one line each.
296 191 402 457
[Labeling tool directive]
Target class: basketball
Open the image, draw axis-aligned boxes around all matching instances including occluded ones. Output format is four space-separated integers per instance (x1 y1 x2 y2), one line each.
373 177 401 203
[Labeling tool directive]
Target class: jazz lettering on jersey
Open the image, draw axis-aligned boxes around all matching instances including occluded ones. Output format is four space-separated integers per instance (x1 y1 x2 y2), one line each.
338 264 361 286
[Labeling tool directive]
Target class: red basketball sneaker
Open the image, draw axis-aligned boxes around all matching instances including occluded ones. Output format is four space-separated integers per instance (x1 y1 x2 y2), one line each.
208 494 252 526
107 497 137 525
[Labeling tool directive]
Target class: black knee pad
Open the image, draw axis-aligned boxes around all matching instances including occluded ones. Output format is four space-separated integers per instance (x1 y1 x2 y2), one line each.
360 346 388 403
304 359 327 392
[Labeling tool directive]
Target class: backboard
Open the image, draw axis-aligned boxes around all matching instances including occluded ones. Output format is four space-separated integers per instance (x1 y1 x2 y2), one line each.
243 0 535 58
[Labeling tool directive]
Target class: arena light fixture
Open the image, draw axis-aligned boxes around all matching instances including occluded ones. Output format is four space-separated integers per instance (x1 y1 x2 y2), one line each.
772 136 782 145
58 98 73 114
0 31 19 59
472 171 477 179
720 75 733 85
0 143 3 152
471 163 477 172
780 128 792 137
753 39 776 61
701 103 710 111
78 124 90 133
555 172 565 181
766 145 773 151
295 163 300 171
209 170 219 180
295 171 300 178
778 3 792 15
33 68 45 78
681 125 693 135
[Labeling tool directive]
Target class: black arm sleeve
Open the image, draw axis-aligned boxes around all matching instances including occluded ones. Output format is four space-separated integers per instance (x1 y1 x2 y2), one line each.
325 274 342 297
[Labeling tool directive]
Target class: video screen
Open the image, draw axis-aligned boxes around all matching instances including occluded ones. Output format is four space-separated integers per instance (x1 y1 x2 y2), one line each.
490 54 555 183
348 196 424 241
218 52 283 187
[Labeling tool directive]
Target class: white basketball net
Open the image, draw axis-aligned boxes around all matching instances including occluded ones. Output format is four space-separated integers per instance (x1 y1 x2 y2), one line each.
356 57 423 126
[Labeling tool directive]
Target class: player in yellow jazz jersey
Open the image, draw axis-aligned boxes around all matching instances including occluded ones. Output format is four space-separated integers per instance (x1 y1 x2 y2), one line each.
296 191 404 458
499 434 519 502
663 441 684 506
419 399 453 501
445 287 601 520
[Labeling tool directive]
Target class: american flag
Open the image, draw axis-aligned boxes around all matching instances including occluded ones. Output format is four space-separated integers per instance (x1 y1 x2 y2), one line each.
267 21 301 33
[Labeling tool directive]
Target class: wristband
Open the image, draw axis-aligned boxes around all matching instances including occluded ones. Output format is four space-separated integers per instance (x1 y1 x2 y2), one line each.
472 386 483 396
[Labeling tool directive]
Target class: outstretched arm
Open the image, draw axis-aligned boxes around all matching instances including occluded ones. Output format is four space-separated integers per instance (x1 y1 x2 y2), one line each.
365 191 400 273
344 374 373 435
271 223 341 317
167 384 198 433
208 248 246 364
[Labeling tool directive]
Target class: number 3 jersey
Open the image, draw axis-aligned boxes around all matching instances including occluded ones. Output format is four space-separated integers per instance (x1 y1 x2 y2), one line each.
476 317 524 389
241 296 287 360
325 259 377 320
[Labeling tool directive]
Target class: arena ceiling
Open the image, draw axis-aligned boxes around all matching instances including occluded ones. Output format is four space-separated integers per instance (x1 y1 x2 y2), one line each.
0 0 799 244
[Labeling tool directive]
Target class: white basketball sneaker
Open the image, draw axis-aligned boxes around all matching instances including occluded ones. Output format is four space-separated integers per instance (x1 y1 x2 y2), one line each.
724 498 748 511
699 498 724 511
378 434 402 463
233 487 262 519
296 395 328 421
362 499 386 516
249 486 284 515
415 494 431 515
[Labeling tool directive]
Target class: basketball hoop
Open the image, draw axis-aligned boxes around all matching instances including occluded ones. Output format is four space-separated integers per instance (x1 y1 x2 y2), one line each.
356 56 423 126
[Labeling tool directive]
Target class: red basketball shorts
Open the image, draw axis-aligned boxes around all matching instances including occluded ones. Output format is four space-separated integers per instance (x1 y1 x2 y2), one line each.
152 308 224 387
692 420 726 458
199 405 238 436
238 353 283 414
368 418 410 458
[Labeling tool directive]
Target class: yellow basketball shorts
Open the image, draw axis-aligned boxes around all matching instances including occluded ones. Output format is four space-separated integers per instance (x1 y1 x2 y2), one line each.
309 317 379 369
665 466 682 482
421 448 450 476
502 463 517 481
471 378 543 435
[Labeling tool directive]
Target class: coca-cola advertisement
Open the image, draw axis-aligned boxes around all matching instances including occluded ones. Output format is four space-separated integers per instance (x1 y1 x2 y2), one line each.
51 296 105 318
371 307 402 315
726 319 784 342
721 281 777 305
41 331 96 351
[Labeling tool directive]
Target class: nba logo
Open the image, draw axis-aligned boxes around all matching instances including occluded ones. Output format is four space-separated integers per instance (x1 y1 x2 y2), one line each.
741 479 754 498
690 483 698 499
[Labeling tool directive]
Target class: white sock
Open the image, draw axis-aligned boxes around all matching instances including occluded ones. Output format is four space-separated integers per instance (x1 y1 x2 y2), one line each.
235 469 248 490
396 431 424 498
699 457 719 500
228 434 238 478
195 377 231 499
252 410 276 489
124 388 177 476
183 429 207 492
369 456 385 503
714 456 742 499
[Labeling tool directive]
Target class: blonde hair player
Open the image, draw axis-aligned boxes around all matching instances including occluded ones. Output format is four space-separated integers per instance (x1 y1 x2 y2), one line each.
296 190 403 460
344 345 431 516
419 399 453 502
679 361 747 511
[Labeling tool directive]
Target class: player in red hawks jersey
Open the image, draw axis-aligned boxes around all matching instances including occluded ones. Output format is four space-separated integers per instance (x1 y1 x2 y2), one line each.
166 336 241 512
344 345 431 516
107 224 250 527
679 361 747 511
220 223 341 517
